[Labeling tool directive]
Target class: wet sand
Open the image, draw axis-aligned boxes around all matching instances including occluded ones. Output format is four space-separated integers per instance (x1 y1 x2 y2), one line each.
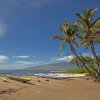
0 76 100 100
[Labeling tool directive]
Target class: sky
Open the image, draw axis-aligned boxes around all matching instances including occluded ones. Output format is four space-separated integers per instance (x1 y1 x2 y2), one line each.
0 0 100 70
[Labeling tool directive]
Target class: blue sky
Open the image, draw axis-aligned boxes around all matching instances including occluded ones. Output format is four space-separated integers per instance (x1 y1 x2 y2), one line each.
0 0 100 70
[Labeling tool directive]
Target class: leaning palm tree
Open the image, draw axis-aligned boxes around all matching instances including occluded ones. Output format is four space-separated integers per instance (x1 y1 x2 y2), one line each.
76 8 100 79
52 21 96 77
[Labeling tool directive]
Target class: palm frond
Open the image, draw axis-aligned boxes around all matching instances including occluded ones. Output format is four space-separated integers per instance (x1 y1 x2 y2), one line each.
87 8 97 22
58 40 67 55
59 24 66 32
59 21 70 33
76 13 83 20
93 31 100 43
92 17 100 28
88 8 97 17
51 34 65 40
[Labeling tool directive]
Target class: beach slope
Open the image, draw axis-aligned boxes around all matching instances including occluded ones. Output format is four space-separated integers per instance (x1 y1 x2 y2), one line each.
0 76 100 100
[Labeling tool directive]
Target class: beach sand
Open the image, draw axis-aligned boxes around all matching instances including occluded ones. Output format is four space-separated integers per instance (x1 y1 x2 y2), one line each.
0 76 100 100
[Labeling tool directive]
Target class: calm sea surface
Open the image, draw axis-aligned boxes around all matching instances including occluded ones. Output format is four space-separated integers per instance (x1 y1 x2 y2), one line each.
0 70 64 76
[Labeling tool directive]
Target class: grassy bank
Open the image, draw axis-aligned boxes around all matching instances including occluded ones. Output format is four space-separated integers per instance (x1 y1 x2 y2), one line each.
65 67 90 74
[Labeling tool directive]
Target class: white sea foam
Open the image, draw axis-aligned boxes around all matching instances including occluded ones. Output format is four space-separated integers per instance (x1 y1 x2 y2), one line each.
34 73 85 79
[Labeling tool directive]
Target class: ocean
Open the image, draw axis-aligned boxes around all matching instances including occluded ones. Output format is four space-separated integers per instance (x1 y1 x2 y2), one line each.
0 70 64 76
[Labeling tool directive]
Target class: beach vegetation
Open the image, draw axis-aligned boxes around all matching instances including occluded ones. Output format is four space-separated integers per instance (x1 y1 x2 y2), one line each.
70 56 93 68
66 67 91 74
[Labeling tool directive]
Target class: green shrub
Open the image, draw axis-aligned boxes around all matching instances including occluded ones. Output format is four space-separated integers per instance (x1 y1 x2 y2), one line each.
65 67 90 74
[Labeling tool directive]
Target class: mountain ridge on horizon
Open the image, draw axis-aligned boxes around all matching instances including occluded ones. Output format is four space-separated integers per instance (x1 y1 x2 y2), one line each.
24 62 77 71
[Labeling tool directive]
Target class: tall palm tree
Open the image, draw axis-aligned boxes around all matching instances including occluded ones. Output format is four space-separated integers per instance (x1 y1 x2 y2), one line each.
76 8 100 78
52 21 96 77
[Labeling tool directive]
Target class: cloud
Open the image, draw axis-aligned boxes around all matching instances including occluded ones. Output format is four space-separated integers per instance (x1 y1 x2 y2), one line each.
0 0 58 37
0 55 9 62
51 52 94 63
0 20 7 37
52 52 94 63
56 55 74 62
13 55 30 59
25 0 55 8
51 55 74 63
14 61 41 65
0 0 57 9
0 60 45 69
82 52 93 58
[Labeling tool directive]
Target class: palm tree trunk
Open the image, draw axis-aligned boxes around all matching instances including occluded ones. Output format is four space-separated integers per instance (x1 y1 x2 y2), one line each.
79 53 99 76
68 41 97 78
76 61 80 68
90 40 100 76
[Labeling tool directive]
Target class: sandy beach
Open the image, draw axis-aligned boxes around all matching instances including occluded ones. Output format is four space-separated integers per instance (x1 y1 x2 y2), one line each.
0 76 100 100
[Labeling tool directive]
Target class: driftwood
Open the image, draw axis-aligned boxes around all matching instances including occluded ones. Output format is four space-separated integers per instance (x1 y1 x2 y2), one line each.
1 77 10 83
7 76 32 83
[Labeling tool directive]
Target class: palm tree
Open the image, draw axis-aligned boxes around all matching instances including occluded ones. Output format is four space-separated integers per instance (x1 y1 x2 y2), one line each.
52 21 96 77
52 8 100 80
52 21 77 54
76 8 100 79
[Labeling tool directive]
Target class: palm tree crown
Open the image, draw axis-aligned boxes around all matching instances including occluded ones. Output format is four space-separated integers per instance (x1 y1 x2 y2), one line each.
52 21 78 55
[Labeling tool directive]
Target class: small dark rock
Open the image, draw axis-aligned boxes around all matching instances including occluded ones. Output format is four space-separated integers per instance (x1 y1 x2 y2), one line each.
38 80 41 82
45 80 49 82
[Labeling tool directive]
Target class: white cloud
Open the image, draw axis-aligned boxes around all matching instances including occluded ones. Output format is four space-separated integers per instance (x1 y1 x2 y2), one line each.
13 55 30 59
52 53 93 63
0 55 9 62
51 55 74 63
0 60 45 70
14 61 41 65
82 52 93 58
0 21 7 37
55 53 93 62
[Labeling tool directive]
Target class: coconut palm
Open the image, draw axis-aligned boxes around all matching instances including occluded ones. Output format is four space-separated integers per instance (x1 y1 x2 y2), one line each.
76 8 100 59
52 8 100 80
76 8 100 79
52 21 96 77
52 21 78 54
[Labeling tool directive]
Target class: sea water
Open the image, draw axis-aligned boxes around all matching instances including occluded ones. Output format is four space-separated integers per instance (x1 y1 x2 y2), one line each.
0 70 64 76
